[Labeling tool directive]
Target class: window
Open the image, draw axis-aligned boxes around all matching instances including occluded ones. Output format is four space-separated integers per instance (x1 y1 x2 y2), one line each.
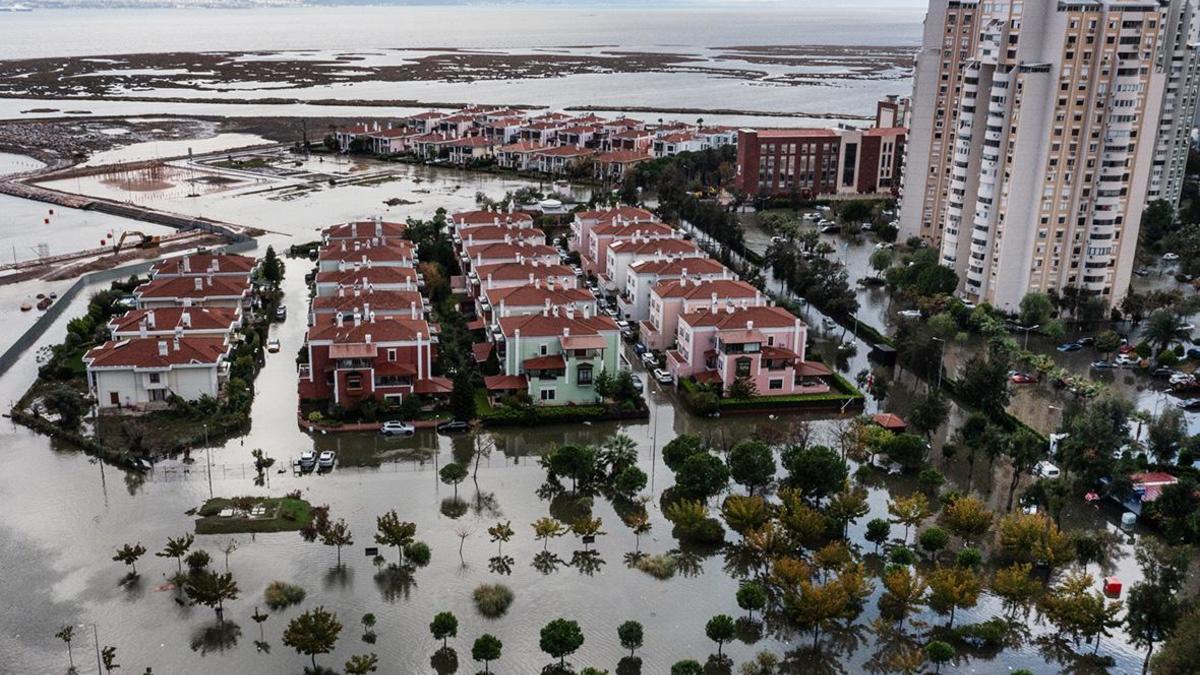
346 373 362 391
387 348 397 362
540 344 548 356
736 357 752 378
540 389 556 401
148 373 161 384
769 379 784 391
577 364 593 385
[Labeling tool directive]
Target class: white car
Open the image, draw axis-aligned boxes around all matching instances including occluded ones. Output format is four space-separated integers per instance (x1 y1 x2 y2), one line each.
380 421 416 436
897 309 921 319
317 450 336 469
653 368 673 385
298 450 316 471
1163 252 1180 261
1035 461 1061 479
641 352 658 368
1170 372 1196 386
1115 353 1139 367
267 339 281 353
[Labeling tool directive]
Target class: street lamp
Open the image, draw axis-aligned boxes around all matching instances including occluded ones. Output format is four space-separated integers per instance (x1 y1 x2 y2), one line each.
204 423 213 500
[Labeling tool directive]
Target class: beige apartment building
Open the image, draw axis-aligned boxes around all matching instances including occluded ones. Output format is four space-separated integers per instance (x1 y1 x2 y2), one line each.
899 0 1194 311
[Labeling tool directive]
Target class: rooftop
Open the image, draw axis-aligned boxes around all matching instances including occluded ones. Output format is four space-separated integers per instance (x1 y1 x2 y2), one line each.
86 336 230 369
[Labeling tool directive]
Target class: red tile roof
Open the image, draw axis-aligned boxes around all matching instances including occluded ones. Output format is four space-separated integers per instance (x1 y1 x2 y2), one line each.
475 261 574 281
748 128 840 139
452 210 535 226
629 257 729 277
472 342 494 363
315 267 419 287
872 413 908 431
322 220 407 240
535 146 594 158
523 354 567 370
109 307 240 334
150 253 255 277
464 242 558 260
497 141 551 154
680 305 801 330
319 241 415 264
311 290 424 314
608 238 700 256
86 336 230 368
498 313 617 338
485 374 528 391
483 285 594 307
654 278 760 300
575 206 657 224
135 275 250 300
308 315 434 344
414 377 453 395
458 225 546 243
597 150 653 164
592 221 674 237
864 126 907 137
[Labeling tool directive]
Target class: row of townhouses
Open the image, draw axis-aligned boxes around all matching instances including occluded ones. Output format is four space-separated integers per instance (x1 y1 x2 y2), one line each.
457 206 835 405
85 252 258 409
331 105 739 180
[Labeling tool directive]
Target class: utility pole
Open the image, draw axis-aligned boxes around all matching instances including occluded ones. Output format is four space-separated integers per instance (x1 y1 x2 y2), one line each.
204 423 213 499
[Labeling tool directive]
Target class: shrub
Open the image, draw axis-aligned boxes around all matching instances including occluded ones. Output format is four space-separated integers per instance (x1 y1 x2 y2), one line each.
888 546 915 566
635 554 678 580
404 541 432 567
264 580 306 609
472 583 514 618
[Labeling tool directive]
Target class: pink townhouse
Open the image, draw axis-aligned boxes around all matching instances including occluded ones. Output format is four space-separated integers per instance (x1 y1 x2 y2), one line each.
470 261 578 296
639 279 766 350
604 238 705 293
617 257 736 322
317 240 416 272
478 285 597 324
461 241 560 272
450 210 535 232
583 220 677 276
571 206 658 267
313 266 421 297
321 219 407 243
666 305 831 397
457 224 547 248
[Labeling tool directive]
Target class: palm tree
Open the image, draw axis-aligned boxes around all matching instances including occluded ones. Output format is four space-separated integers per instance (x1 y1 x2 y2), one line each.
156 534 194 575
1145 309 1186 357
55 625 74 671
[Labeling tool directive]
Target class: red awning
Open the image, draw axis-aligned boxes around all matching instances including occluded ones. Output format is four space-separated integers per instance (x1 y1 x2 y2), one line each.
795 360 833 376
523 354 566 370
694 371 723 385
466 318 486 331
472 342 494 363
414 377 453 395
484 375 527 391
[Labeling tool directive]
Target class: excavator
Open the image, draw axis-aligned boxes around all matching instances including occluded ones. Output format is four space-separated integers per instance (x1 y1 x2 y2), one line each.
111 230 161 254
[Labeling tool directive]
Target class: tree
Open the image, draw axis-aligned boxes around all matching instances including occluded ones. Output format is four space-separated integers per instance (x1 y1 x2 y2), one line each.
675 451 730 501
869 247 893 277
571 516 606 549
992 563 1041 615
321 518 354 566
721 494 771 534
880 566 927 626
532 517 567 550
430 611 458 649
671 660 704 675
919 527 950 558
1004 428 1044 512
345 653 379 674
300 504 331 543
42 384 85 427
471 634 503 674
1146 308 1187 356
663 435 704 472
55 625 75 671
865 518 890 552
997 512 1074 569
540 618 585 668
958 354 1011 421
926 565 982 628
1147 407 1187 464
439 462 469 498
882 433 929 471
1095 329 1122 360
374 510 417 565
826 482 870 538
450 371 475 423
1040 571 1122 654
624 510 653 552
617 620 644 657
548 444 597 493
112 542 146 576
705 614 736 658
184 570 240 623
283 606 342 668
1152 608 1200 674
925 641 956 674
614 465 648 497
908 391 950 440
728 375 758 399
262 245 283 285
737 582 768 619
939 495 993 544
728 439 776 495
157 533 194 574
1127 540 1191 672
887 493 930 544
781 445 847 500
487 520 514 556
1019 292 1054 327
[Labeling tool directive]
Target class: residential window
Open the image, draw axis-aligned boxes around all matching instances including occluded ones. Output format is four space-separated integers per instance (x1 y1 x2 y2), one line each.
148 373 161 384
387 348 397 362
346 373 362 390
540 344 548 356
540 389 556 401
769 379 784 391
577 364 593 385
736 357 752 378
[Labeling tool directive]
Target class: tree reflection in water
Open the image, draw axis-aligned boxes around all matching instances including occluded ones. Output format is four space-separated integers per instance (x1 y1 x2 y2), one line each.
569 549 605 576
323 563 353 590
531 550 565 575
440 497 468 519
430 646 458 674
374 564 418 603
189 620 241 655
488 555 514 575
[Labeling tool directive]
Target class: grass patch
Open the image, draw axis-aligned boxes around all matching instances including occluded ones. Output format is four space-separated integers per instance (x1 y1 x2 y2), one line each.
474 390 648 427
194 496 312 535
473 583 514 618
263 580 306 610
213 157 273 170
635 553 678 580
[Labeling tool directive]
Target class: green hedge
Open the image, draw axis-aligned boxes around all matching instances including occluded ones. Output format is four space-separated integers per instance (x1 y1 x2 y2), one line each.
474 390 648 427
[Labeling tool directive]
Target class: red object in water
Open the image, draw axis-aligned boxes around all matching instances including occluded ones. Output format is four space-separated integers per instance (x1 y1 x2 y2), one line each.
1084 491 1099 502
1104 577 1122 597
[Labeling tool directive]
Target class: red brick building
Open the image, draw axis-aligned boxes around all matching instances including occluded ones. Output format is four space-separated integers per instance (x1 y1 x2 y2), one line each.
735 125 905 199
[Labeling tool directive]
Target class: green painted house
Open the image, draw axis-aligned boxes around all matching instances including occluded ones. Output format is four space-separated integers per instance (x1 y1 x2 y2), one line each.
494 308 621 405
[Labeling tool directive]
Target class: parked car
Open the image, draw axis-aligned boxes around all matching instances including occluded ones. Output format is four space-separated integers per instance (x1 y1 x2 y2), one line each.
631 375 644 393
1035 461 1061 479
317 450 336 470
298 451 317 471
1075 336 1095 346
653 368 673 384
1154 366 1179 378
1134 267 1151 277
1056 342 1083 352
1187 348 1200 360
1090 361 1116 370
436 420 469 434
267 339 281 353
1170 372 1195 386
897 309 921 320
1009 371 1038 383
275 306 287 320
1176 398 1200 411
819 224 841 234
380 421 416 436
633 342 648 356
1163 252 1180 261
641 352 658 368
1115 353 1140 367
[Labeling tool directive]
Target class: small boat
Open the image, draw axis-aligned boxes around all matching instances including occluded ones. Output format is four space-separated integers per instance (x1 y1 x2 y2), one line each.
19 302 32 311
48 291 58 299
35 293 44 300
37 297 52 310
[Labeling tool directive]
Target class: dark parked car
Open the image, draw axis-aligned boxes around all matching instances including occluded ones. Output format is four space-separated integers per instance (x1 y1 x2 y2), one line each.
1057 342 1083 352
436 420 469 434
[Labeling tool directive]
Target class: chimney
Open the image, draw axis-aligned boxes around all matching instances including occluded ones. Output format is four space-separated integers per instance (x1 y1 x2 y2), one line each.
139 319 148 338
336 312 344 328
365 333 372 344
566 305 575 320
410 301 418 319
747 320 754 330
206 273 213 287
353 309 362 327
194 277 203 291
363 302 371 318
182 257 191 273
564 326 570 337
212 258 220 272
351 222 358 239
181 311 191 328
146 309 156 329
157 340 168 357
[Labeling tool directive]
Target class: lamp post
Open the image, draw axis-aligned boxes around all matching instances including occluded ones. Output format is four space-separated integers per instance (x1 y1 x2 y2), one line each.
204 423 213 499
